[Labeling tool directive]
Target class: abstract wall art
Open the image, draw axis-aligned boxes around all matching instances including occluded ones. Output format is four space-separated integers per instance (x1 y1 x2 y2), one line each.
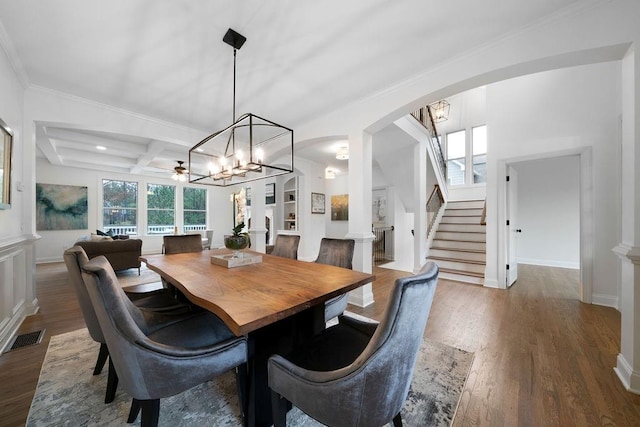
36 183 88 230
331 194 349 221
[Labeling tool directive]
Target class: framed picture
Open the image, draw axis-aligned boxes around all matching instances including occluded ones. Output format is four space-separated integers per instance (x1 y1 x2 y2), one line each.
372 187 387 227
36 183 88 230
331 194 349 221
0 118 13 209
265 182 275 205
311 192 325 214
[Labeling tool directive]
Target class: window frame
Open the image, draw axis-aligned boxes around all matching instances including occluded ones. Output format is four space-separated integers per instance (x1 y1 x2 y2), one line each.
101 179 138 235
444 124 487 188
146 183 176 235
183 186 208 232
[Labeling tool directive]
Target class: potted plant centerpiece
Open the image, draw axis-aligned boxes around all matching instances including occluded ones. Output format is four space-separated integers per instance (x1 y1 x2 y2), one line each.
225 189 250 258
224 222 250 258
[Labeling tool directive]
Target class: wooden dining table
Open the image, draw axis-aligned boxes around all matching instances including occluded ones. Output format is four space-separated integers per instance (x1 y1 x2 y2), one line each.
140 248 375 427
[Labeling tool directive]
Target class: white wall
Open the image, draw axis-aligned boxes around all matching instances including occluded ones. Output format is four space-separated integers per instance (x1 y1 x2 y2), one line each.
324 174 349 239
0 41 24 242
513 156 580 269
0 39 39 352
486 61 620 302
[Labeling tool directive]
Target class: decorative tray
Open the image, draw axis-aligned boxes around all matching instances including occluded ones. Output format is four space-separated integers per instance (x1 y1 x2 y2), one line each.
211 253 262 268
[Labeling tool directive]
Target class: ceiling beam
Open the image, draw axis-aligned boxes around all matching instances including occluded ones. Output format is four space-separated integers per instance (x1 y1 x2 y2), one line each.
37 127 63 165
130 140 166 174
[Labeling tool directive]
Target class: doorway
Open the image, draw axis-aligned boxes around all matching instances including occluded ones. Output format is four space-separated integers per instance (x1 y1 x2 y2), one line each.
500 148 592 302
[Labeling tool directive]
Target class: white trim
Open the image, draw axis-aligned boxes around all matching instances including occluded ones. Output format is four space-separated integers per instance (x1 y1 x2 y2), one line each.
615 354 640 395
591 293 619 309
613 244 640 265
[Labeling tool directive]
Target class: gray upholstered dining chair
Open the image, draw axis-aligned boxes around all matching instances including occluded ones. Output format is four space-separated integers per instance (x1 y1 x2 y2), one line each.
162 234 203 254
270 234 300 259
63 246 191 404
314 238 355 322
161 234 204 299
268 262 439 427
81 256 248 427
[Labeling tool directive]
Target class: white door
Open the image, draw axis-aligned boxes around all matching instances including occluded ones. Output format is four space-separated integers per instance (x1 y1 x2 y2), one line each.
506 166 519 287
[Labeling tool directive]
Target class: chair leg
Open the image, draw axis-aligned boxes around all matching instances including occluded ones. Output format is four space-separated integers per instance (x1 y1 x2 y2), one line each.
105 357 118 404
140 399 160 427
93 343 109 375
270 390 288 427
392 412 403 427
235 363 249 421
127 398 141 423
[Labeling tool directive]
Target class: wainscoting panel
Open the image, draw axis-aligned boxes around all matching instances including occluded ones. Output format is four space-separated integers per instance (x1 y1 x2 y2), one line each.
0 237 39 353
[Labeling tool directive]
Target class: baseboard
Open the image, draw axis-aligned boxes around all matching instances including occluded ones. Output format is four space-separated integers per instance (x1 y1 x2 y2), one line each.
0 299 39 354
591 293 619 309
483 278 500 288
615 353 640 395
517 258 579 269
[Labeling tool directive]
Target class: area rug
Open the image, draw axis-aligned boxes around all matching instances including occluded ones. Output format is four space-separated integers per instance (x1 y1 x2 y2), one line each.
28 328 473 426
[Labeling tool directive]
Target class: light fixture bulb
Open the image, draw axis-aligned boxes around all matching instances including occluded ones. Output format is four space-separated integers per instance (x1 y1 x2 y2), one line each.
336 146 349 160
325 168 336 179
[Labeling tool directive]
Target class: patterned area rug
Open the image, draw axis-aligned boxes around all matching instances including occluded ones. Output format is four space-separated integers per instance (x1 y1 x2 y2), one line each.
28 328 472 427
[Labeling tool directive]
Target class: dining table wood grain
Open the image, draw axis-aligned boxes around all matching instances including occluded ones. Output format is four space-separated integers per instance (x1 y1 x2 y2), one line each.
140 248 375 336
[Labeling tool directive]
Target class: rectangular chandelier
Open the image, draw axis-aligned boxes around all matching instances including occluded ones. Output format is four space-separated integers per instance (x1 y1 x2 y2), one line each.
188 113 293 186
188 29 294 187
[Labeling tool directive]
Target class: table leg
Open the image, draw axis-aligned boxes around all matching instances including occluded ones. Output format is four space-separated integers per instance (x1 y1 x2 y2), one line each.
246 305 324 427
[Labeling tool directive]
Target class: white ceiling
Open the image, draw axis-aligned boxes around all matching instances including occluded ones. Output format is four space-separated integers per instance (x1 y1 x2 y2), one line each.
0 0 579 177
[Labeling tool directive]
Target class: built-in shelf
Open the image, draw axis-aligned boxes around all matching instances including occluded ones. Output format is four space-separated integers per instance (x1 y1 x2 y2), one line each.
283 177 298 231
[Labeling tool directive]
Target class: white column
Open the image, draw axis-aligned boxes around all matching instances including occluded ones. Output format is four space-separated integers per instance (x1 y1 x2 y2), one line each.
346 129 375 308
413 138 427 273
614 47 640 394
249 183 267 253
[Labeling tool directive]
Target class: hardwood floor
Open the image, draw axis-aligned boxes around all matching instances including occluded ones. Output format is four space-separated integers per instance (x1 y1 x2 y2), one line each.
1 262 639 426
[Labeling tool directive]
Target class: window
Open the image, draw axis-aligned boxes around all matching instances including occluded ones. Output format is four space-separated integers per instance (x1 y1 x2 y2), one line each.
102 179 138 235
472 125 487 184
183 187 207 232
446 130 466 186
147 183 175 234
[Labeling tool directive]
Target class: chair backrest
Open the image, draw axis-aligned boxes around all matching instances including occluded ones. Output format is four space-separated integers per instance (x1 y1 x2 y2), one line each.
270 234 300 259
163 234 203 254
349 262 439 425
81 256 167 399
81 256 247 401
314 238 355 269
205 230 214 249
63 246 104 344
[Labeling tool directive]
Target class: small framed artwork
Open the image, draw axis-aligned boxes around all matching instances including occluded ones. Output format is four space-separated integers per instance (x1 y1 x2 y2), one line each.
331 194 349 221
265 183 275 205
311 192 325 214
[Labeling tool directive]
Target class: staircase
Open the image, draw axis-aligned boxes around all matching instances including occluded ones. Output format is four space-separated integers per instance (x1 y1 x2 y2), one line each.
428 200 486 285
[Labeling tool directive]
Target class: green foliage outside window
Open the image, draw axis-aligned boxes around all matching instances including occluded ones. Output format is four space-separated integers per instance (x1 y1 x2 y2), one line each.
102 179 137 227
183 187 207 228
147 183 175 232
